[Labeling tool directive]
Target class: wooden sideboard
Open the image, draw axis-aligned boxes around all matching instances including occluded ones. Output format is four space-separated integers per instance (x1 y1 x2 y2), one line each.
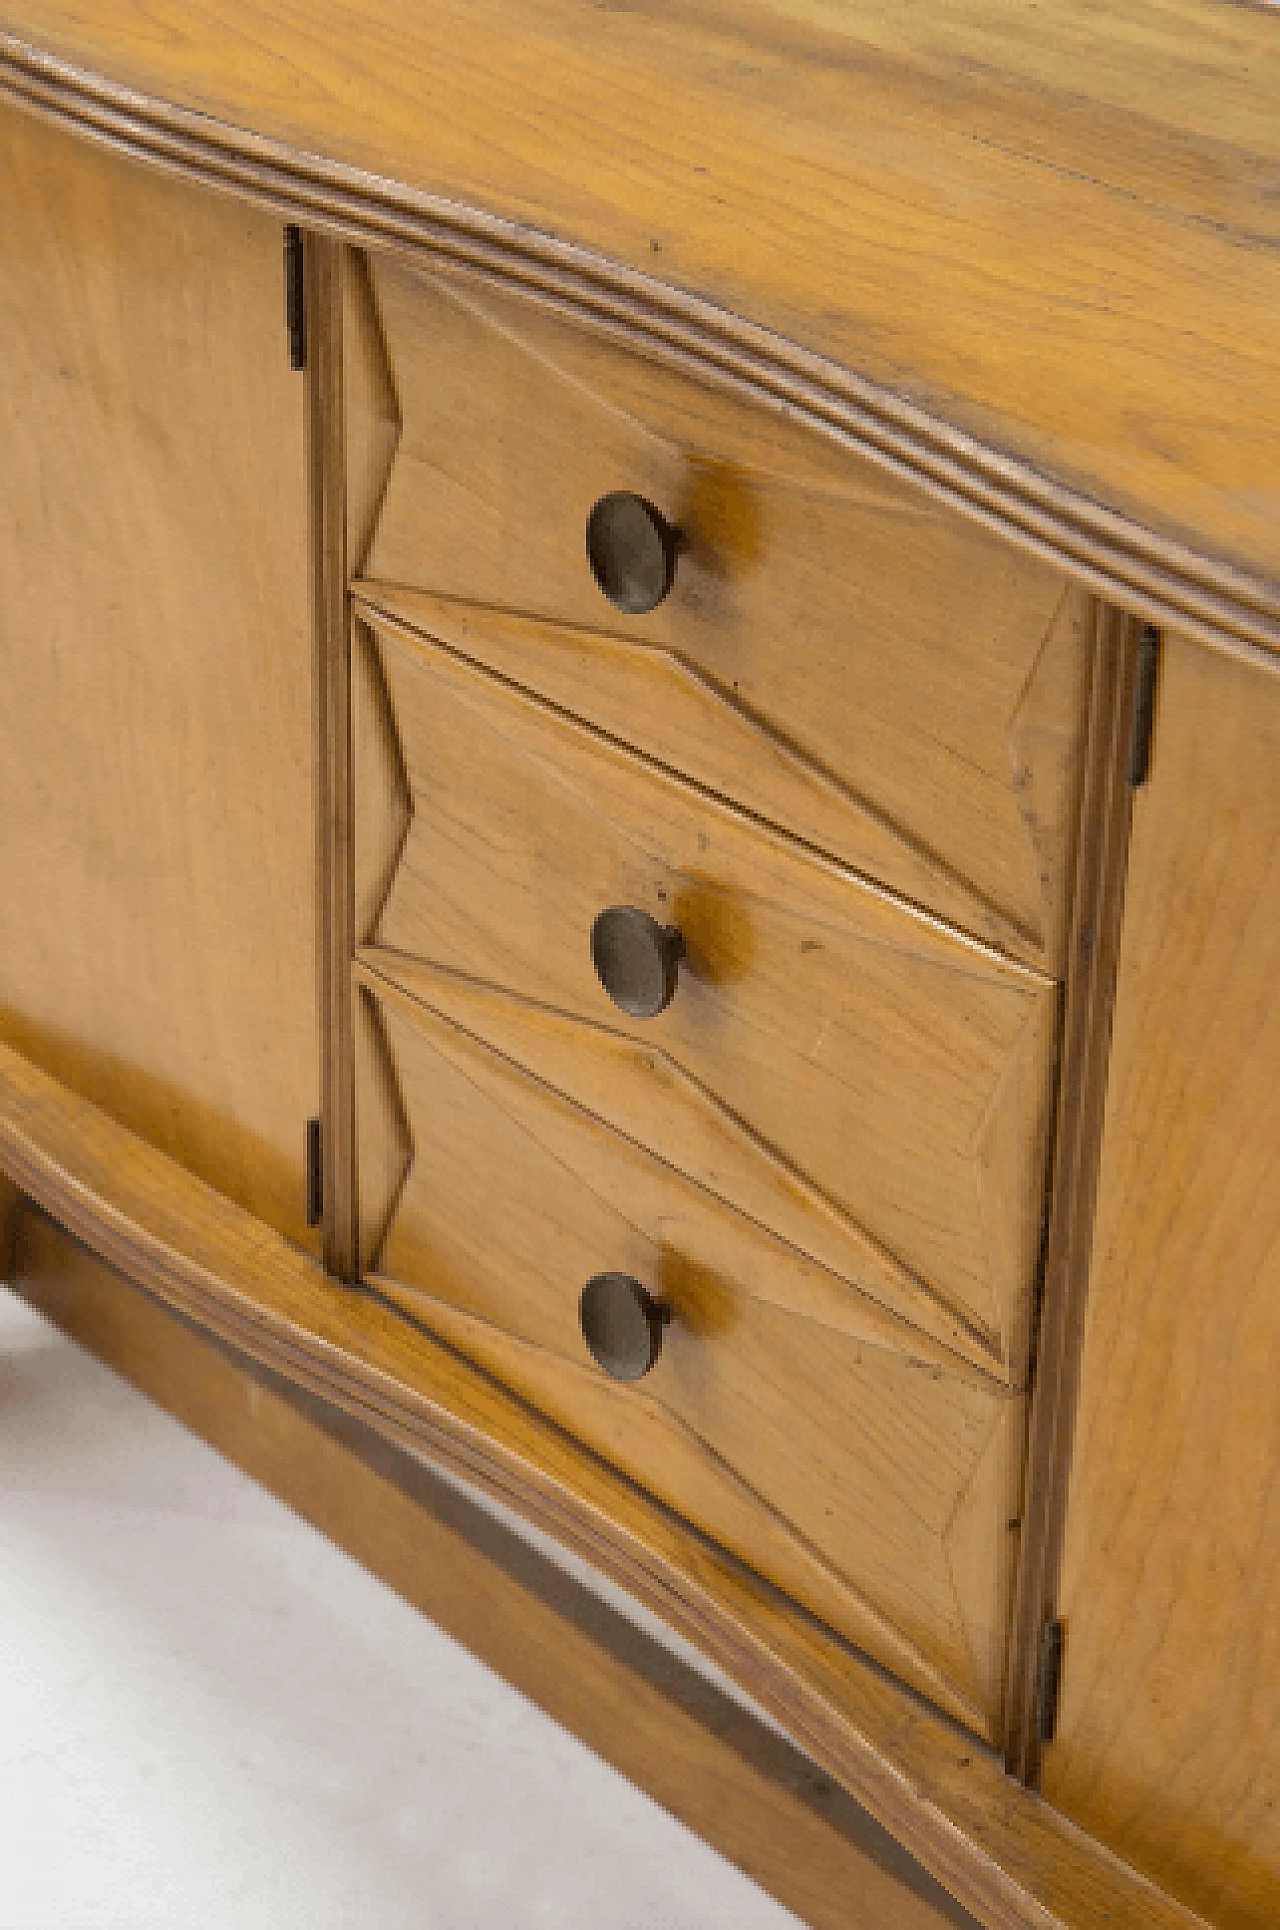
2 7 1278 1926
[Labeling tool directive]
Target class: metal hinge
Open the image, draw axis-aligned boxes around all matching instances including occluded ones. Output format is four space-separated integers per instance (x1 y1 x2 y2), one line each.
1127 623 1162 787
284 224 306 371
305 1116 324 1228
1035 1617 1066 1746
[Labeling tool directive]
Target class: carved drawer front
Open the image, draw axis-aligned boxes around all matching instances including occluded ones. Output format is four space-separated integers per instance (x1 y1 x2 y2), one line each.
357 964 1024 1741
355 609 1057 1388
346 253 1093 974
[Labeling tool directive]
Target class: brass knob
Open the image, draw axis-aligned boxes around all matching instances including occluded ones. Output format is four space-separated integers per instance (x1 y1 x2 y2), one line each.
585 492 681 614
591 906 684 1019
580 1272 669 1381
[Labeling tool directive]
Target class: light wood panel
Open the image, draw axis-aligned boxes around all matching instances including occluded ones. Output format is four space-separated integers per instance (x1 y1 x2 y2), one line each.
7 1205 980 1930
342 246 399 580
356 257 1093 970
1043 634 1280 1929
357 965 1025 1735
0 1034 1214 1930
356 609 1057 1381
0 109 318 1247
2 1 1279 600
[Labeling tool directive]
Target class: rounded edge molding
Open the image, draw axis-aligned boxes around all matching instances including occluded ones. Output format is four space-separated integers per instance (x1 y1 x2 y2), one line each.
2 32 1279 675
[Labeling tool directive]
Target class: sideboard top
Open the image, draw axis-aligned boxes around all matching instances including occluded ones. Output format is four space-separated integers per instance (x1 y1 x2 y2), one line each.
2 0 1278 642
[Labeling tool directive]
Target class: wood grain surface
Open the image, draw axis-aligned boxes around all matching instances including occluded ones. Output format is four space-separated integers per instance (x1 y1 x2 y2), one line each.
354 607 1057 1383
0 1039 1214 1930
1 0 1278 605
355 257 1093 971
1002 611 1143 1780
306 232 359 1281
356 963 1025 1736
8 1204 982 1930
0 108 318 1248
1043 633 1280 1929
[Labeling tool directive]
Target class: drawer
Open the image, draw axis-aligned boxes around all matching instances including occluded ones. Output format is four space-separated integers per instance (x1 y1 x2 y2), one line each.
354 608 1057 1385
346 254 1092 972
357 966 1025 1740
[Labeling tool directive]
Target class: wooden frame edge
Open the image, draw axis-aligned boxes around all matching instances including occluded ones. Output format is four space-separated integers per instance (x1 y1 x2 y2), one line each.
0 1042 1211 1930
1001 609 1144 1782
0 35 1277 672
305 228 358 1281
0 1170 20 1278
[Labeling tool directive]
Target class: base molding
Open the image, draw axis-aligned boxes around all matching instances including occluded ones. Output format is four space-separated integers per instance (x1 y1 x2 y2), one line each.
8 1202 974 1930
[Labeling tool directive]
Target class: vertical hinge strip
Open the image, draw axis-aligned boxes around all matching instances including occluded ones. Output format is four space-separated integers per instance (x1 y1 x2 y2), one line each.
284 224 307 371
1127 623 1162 787
1035 1617 1066 1746
305 1115 324 1228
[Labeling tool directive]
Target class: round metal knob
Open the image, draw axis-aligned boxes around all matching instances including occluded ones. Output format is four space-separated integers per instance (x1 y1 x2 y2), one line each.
585 492 681 614
591 906 684 1019
580 1272 669 1381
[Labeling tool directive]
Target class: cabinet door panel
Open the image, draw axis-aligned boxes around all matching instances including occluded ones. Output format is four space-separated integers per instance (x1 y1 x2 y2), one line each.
1046 634 1280 1929
0 112 316 1245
